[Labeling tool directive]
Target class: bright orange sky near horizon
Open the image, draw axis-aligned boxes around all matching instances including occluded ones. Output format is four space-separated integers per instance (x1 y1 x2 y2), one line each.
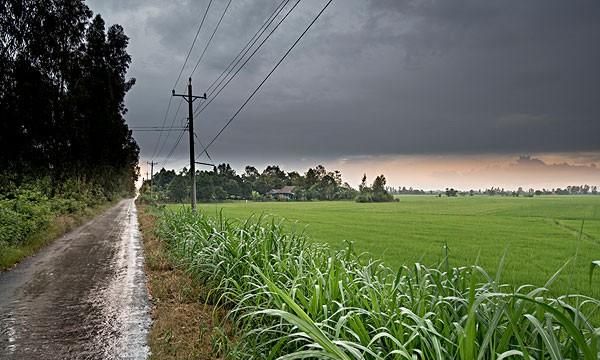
323 153 600 191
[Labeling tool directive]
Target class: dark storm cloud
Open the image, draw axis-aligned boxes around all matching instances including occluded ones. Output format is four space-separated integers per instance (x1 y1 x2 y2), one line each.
87 0 600 166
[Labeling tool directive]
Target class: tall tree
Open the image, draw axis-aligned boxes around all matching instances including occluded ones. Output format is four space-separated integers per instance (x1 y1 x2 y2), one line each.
0 1 138 195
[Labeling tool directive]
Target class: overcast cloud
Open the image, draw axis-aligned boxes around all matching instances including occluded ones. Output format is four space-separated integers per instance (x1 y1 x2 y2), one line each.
88 0 600 185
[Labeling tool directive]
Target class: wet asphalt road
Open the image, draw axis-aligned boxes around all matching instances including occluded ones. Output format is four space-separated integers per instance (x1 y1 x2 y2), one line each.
0 199 150 359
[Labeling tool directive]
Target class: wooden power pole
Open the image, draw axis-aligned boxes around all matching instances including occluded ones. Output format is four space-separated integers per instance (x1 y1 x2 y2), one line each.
147 161 158 195
172 78 206 211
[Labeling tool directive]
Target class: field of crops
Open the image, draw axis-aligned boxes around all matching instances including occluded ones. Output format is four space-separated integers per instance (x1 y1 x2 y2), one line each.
157 203 600 359
184 196 600 299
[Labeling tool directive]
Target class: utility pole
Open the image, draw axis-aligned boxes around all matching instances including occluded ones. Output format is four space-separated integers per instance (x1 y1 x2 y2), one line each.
147 161 158 188
172 78 206 211
147 161 158 197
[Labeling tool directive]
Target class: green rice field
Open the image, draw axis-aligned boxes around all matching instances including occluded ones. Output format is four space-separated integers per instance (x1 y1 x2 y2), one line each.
176 196 600 298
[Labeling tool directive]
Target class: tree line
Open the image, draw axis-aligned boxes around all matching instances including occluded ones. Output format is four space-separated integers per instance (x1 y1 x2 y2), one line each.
141 164 395 203
444 186 600 197
0 0 139 197
480 185 599 196
141 163 599 203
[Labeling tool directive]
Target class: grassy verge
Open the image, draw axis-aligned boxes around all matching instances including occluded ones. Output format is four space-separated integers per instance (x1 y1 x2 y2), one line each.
138 204 233 360
0 200 118 270
157 207 600 359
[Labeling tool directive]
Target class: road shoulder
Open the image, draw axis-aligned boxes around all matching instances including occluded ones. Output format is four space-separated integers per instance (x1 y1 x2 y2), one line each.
138 204 232 360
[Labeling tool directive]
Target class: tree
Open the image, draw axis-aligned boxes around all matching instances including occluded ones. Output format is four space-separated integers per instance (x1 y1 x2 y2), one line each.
217 163 236 178
261 165 287 190
372 175 386 193
355 174 393 202
305 168 320 187
0 0 138 197
359 174 368 192
320 174 337 200
244 166 259 181
168 173 188 203
445 188 458 197
372 175 393 202
141 163 361 203
287 171 303 187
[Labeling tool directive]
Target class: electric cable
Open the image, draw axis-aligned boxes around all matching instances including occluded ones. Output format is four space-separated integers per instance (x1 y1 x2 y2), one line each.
190 0 233 77
193 0 300 117
197 0 333 157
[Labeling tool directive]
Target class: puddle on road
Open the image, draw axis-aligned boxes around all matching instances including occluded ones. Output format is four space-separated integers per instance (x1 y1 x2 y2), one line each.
3 311 17 353
89 202 151 359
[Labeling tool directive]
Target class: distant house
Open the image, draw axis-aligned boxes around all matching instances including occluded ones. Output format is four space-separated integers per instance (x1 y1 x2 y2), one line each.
267 186 296 200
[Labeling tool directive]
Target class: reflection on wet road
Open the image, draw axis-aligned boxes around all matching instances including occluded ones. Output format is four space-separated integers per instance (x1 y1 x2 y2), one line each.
0 199 150 359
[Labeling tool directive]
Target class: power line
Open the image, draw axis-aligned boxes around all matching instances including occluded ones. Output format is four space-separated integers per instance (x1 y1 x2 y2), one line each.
190 0 233 78
153 98 185 161
173 0 214 90
203 0 289 95
193 0 300 117
194 132 214 163
151 0 214 161
152 0 287 165
150 96 173 159
132 126 186 129
131 127 187 132
161 127 187 167
198 0 333 157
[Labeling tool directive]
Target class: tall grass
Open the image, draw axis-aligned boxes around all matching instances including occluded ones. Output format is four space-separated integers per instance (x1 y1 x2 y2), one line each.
157 207 600 359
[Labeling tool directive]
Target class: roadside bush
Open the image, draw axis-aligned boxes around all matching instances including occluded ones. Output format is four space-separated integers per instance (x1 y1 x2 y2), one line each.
0 203 26 246
0 176 119 250
158 208 600 359
55 178 108 209
0 188 52 246
49 197 85 214
137 191 158 206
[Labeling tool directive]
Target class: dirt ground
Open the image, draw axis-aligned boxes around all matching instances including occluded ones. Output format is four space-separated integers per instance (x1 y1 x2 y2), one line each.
138 205 232 360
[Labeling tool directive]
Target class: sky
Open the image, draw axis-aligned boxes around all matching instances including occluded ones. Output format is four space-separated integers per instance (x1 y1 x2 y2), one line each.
87 0 600 190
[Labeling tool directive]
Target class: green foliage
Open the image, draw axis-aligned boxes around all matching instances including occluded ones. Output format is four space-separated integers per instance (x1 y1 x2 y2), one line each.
144 163 358 203
158 208 600 359
446 188 459 197
0 0 139 193
356 174 394 202
0 177 120 248
137 192 158 206
354 192 373 203
0 187 51 246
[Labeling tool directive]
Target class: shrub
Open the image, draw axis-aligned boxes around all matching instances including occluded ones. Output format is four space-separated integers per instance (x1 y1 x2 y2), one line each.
0 176 116 248
371 191 394 202
355 192 372 203
0 188 52 246
137 191 158 206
